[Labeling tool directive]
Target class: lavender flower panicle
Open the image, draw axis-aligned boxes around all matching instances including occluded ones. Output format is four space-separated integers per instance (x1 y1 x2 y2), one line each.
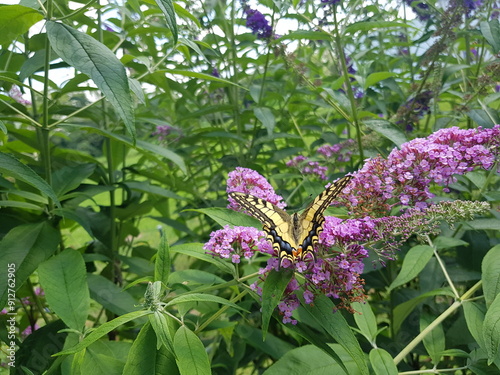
343 125 500 216
204 225 273 262
227 167 286 210
242 6 273 39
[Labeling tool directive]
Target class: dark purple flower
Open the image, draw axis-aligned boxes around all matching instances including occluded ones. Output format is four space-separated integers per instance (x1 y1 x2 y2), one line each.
243 8 273 39
211 67 220 78
321 0 341 6
404 0 431 21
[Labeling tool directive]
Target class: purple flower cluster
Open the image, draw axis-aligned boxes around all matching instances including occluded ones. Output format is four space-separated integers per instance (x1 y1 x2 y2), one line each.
204 225 273 263
152 124 181 142
403 0 431 21
286 156 328 180
317 139 355 162
227 167 286 210
342 125 500 216
242 7 273 39
9 85 31 106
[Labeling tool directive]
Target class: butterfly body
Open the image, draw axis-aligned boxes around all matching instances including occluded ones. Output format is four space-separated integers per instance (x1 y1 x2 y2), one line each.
229 175 352 267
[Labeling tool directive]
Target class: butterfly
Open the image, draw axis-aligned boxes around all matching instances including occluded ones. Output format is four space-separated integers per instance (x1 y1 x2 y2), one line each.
229 175 353 267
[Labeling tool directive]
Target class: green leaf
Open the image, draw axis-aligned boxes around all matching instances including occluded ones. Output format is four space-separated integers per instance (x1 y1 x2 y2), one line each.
165 70 245 88
170 243 236 275
154 228 171 286
123 322 179 375
0 5 43 46
467 108 500 128
465 218 500 231
483 293 500 364
263 344 357 375
52 164 96 198
87 274 139 315
352 301 378 344
155 0 178 44
0 222 60 310
254 107 276 135
480 19 500 53
174 326 211 375
0 200 43 210
174 3 201 28
165 293 247 312
53 207 95 238
149 311 176 355
0 152 60 207
277 30 331 41
46 21 135 142
482 245 500 305
420 312 445 365
393 288 455 334
369 348 398 375
364 119 407 147
125 181 184 200
345 21 413 34
38 249 90 331
15 320 67 372
65 124 186 173
261 270 294 340
56 310 153 356
301 295 369 375
188 207 261 228
363 72 397 89
463 301 486 348
389 245 434 291
235 324 295 360
0 120 7 134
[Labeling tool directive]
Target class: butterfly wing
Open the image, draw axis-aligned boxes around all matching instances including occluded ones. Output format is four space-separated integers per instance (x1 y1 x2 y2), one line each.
297 175 353 261
229 192 298 266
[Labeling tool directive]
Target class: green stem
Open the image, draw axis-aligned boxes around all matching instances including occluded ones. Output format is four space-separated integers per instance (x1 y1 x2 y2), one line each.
425 235 459 298
393 280 482 365
195 289 250 334
41 0 54 213
332 7 364 161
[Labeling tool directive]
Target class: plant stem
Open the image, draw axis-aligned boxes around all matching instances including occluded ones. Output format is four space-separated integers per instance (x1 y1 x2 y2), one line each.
393 280 482 365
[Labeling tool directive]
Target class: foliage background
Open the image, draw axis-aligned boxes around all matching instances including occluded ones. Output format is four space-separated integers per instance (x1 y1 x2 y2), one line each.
0 0 500 373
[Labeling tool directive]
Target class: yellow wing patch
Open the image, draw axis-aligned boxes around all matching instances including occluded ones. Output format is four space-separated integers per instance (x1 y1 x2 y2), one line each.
229 175 352 267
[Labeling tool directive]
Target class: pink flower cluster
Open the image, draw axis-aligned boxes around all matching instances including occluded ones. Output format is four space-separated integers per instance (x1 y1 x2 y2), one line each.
226 167 286 210
204 225 273 263
343 125 500 216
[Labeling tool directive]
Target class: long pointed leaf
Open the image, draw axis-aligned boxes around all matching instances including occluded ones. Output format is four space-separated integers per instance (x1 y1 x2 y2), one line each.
46 21 135 142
